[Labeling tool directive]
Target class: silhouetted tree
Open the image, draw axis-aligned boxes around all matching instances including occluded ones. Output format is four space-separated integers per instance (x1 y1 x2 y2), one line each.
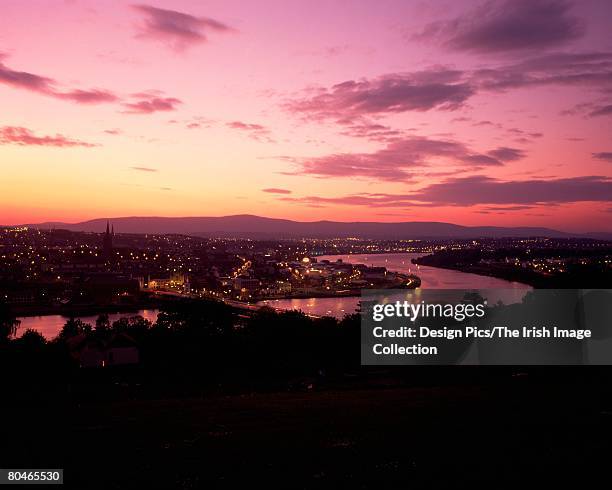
0 300 20 344
112 315 152 338
95 313 111 333
57 318 92 340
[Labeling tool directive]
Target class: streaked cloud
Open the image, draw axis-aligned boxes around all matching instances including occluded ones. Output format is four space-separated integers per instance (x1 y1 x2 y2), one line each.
589 104 612 117
279 176 612 208
0 53 118 104
408 175 612 205
132 4 232 50
262 188 292 194
593 152 612 162
122 92 182 114
286 69 474 119
227 121 274 142
0 126 97 148
288 137 525 181
413 0 584 54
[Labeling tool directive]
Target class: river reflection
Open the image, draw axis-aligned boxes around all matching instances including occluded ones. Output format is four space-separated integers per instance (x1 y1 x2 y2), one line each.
18 253 530 337
257 253 530 319
17 309 159 340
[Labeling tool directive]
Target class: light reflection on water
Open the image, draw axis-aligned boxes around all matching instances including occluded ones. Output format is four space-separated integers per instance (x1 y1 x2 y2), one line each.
17 309 159 340
257 253 530 319
18 253 530 336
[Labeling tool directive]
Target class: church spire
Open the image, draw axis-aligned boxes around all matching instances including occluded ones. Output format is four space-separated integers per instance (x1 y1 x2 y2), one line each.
103 221 113 259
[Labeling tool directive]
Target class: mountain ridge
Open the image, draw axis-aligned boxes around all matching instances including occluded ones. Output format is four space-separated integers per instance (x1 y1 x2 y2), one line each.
13 215 612 240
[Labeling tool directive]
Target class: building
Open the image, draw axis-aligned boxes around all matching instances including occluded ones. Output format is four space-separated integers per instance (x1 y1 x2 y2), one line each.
68 332 139 368
102 221 114 259
361 267 388 281
233 276 260 291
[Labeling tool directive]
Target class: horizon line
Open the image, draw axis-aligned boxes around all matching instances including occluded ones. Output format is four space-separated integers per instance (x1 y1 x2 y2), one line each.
2 214 611 235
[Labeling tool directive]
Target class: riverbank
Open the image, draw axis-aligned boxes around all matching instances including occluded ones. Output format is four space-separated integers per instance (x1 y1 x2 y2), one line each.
410 257 540 288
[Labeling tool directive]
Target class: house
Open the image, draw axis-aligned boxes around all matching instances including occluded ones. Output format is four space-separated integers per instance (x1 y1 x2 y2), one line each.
68 332 139 368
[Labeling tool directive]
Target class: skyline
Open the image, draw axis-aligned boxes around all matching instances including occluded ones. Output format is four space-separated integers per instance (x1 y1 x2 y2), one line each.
1 0 612 232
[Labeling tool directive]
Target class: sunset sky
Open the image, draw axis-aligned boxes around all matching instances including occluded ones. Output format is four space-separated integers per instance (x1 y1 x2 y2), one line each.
1 0 611 232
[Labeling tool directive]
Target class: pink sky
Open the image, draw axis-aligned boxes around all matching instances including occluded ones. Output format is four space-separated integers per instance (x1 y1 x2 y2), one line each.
1 0 611 232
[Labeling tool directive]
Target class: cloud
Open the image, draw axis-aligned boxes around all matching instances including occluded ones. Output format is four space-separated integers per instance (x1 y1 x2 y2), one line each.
288 137 524 181
227 121 266 131
593 152 612 162
280 192 459 208
132 4 232 50
287 52 612 124
414 0 584 54
589 104 612 117
131 166 157 172
487 147 526 161
278 176 612 209
104 129 122 135
277 193 425 208
226 121 274 142
54 89 119 104
473 52 612 92
0 54 119 104
0 55 54 93
0 53 178 114
0 126 97 148
337 119 403 142
122 92 182 114
408 175 612 205
262 188 292 194
285 69 474 119
483 205 535 211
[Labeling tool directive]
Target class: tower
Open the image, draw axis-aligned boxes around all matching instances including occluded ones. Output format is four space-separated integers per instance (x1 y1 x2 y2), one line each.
103 221 113 258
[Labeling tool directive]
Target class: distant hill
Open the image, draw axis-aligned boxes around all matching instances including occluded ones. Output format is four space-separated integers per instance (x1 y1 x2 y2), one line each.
18 215 612 240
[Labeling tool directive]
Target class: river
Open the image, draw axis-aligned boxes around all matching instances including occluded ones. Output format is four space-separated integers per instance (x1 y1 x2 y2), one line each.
257 253 529 318
17 309 160 340
17 253 529 338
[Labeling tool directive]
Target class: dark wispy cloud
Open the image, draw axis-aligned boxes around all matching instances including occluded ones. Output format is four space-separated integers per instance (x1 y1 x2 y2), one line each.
278 193 426 208
0 53 182 115
262 188 292 194
0 53 54 93
122 92 182 114
408 175 612 206
336 119 403 142
131 166 157 172
104 129 122 135
286 68 474 119
132 4 232 50
488 147 526 161
413 0 584 54
287 49 612 124
0 126 97 148
0 52 119 104
482 205 536 211
593 152 612 162
278 176 612 208
473 52 612 92
589 104 612 117
227 121 274 142
288 136 525 181
54 89 119 104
